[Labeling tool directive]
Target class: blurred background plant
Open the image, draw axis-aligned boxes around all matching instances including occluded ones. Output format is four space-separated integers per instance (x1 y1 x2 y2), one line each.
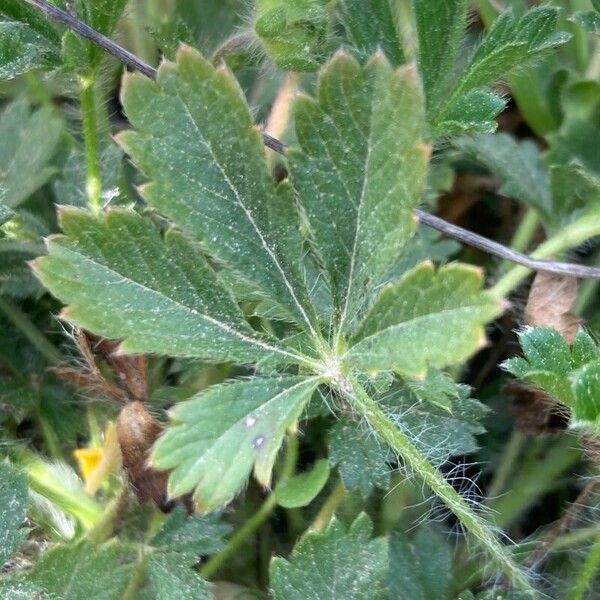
0 1 600 598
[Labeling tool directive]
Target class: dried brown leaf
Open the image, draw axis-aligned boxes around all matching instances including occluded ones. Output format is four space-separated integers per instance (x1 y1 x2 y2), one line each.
524 271 580 343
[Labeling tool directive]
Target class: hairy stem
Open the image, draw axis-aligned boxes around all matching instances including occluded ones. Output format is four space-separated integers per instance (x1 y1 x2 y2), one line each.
80 77 103 213
200 433 299 580
566 530 600 600
490 213 600 298
345 375 533 592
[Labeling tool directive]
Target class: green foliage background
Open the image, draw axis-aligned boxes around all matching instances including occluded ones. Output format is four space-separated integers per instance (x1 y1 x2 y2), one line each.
0 1 600 599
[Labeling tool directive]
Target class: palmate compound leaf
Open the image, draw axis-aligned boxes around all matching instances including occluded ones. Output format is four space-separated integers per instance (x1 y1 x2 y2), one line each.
151 377 320 511
270 514 388 600
503 327 600 431
32 208 307 365
117 45 319 336
347 261 502 378
289 52 429 330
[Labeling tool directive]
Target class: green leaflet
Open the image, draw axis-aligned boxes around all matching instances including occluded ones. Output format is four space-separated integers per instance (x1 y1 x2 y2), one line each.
151 377 320 511
270 514 388 600
454 134 553 224
275 459 330 508
388 528 452 600
150 507 232 556
33 209 303 365
348 262 501 377
328 419 390 495
0 1 61 47
0 21 58 80
504 328 600 431
0 463 28 565
413 0 469 114
340 0 404 65
433 6 569 133
290 53 428 328
453 7 569 97
0 99 62 208
74 0 128 37
148 553 212 600
255 0 329 71
25 541 136 600
118 46 317 334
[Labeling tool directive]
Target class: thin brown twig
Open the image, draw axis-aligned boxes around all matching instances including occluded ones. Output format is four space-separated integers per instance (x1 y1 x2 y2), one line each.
21 0 600 281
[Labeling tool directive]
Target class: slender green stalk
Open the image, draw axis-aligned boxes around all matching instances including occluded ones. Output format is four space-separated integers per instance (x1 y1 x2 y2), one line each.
0 297 62 364
490 214 600 298
200 433 299 580
80 76 103 214
566 531 600 600
486 430 526 500
508 210 540 255
309 480 346 533
344 375 533 592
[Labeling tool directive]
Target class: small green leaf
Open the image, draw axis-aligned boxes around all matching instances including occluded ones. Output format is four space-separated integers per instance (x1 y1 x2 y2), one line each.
388 528 452 600
455 7 569 95
435 7 570 130
570 11 600 36
152 377 320 511
0 21 58 80
150 507 232 556
276 459 330 508
0 463 28 565
255 0 329 71
413 0 469 113
504 328 600 431
118 46 317 332
340 0 404 65
25 541 136 600
148 553 212 600
349 262 501 377
0 0 61 46
406 368 460 412
434 89 506 136
33 209 299 364
290 52 428 324
454 134 552 224
270 514 388 600
328 420 390 495
0 99 62 208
